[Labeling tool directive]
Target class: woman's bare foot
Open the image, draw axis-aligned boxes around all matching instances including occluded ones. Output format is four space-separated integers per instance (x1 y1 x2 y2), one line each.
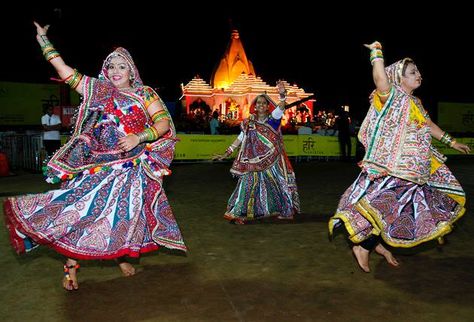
375 244 400 267
63 258 79 291
352 245 370 272
116 258 136 276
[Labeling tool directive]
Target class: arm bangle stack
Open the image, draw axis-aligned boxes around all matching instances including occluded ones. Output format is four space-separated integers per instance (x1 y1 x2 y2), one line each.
151 110 170 123
370 49 384 65
135 127 160 143
41 36 61 61
440 131 456 147
226 144 239 155
64 69 83 90
376 88 391 98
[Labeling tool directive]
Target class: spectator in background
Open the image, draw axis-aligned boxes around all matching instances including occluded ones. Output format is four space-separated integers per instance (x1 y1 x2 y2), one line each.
41 104 62 157
335 110 351 161
297 120 312 135
210 110 220 134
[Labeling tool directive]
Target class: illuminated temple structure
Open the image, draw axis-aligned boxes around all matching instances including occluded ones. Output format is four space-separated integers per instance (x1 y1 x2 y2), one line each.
181 30 315 122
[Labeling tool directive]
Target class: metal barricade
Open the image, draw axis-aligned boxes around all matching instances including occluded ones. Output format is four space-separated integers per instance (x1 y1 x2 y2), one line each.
0 133 44 172
22 134 44 171
0 133 17 170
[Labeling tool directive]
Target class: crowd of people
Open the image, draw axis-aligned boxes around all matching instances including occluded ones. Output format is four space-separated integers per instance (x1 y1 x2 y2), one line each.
175 107 355 137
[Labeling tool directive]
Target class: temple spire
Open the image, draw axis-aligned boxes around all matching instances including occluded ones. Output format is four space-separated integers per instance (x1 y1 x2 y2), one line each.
211 29 256 89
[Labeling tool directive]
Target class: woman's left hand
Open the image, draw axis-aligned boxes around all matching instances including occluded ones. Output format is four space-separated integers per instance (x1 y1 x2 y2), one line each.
452 142 471 154
363 41 382 51
33 21 50 45
118 134 139 152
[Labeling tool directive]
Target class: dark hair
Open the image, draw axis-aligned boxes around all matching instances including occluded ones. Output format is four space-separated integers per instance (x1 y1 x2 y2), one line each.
43 104 53 113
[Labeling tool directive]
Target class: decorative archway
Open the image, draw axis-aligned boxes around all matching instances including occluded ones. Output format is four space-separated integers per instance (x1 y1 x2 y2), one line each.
189 98 211 117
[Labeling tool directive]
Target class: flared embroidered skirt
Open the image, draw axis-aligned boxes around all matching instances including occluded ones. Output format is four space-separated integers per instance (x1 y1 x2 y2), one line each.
4 165 186 259
329 167 465 247
224 158 300 223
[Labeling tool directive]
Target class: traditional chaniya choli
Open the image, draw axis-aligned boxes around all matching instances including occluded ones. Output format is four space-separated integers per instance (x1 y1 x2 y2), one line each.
4 49 186 259
329 74 465 247
224 103 300 223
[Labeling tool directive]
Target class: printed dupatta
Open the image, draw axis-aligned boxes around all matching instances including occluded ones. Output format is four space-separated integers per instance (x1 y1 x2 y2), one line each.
358 85 433 183
45 48 177 183
230 95 283 176
230 119 283 176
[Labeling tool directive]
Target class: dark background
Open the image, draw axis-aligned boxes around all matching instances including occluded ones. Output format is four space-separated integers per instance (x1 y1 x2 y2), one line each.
1 4 472 121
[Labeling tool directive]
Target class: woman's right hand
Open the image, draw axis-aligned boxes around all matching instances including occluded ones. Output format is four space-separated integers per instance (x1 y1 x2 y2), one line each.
212 153 227 161
33 21 50 45
363 41 382 51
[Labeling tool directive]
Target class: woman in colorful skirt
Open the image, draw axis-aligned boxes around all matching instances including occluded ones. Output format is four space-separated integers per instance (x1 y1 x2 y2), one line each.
214 81 300 224
329 41 470 272
3 22 186 290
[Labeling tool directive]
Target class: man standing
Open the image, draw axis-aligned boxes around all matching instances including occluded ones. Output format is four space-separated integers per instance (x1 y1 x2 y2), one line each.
210 111 220 134
336 110 352 161
41 105 62 157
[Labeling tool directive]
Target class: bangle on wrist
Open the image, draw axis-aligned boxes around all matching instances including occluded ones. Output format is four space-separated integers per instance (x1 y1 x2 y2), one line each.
370 49 384 65
40 34 49 41
440 131 455 147
376 89 391 98
135 132 147 144
226 144 238 155
135 127 159 144
64 69 83 90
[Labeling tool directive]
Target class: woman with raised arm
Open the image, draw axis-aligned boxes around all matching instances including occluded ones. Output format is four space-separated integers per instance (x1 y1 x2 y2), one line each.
3 22 187 290
329 41 470 272
214 81 300 224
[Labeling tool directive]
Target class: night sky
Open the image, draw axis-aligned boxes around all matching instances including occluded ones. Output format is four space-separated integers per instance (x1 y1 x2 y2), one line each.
1 4 473 121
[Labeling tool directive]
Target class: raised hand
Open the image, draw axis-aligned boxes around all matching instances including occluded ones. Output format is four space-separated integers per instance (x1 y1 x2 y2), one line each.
33 21 50 46
276 80 287 97
363 41 382 51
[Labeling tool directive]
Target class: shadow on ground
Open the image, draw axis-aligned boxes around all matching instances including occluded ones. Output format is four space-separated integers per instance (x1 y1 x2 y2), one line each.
374 255 474 305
